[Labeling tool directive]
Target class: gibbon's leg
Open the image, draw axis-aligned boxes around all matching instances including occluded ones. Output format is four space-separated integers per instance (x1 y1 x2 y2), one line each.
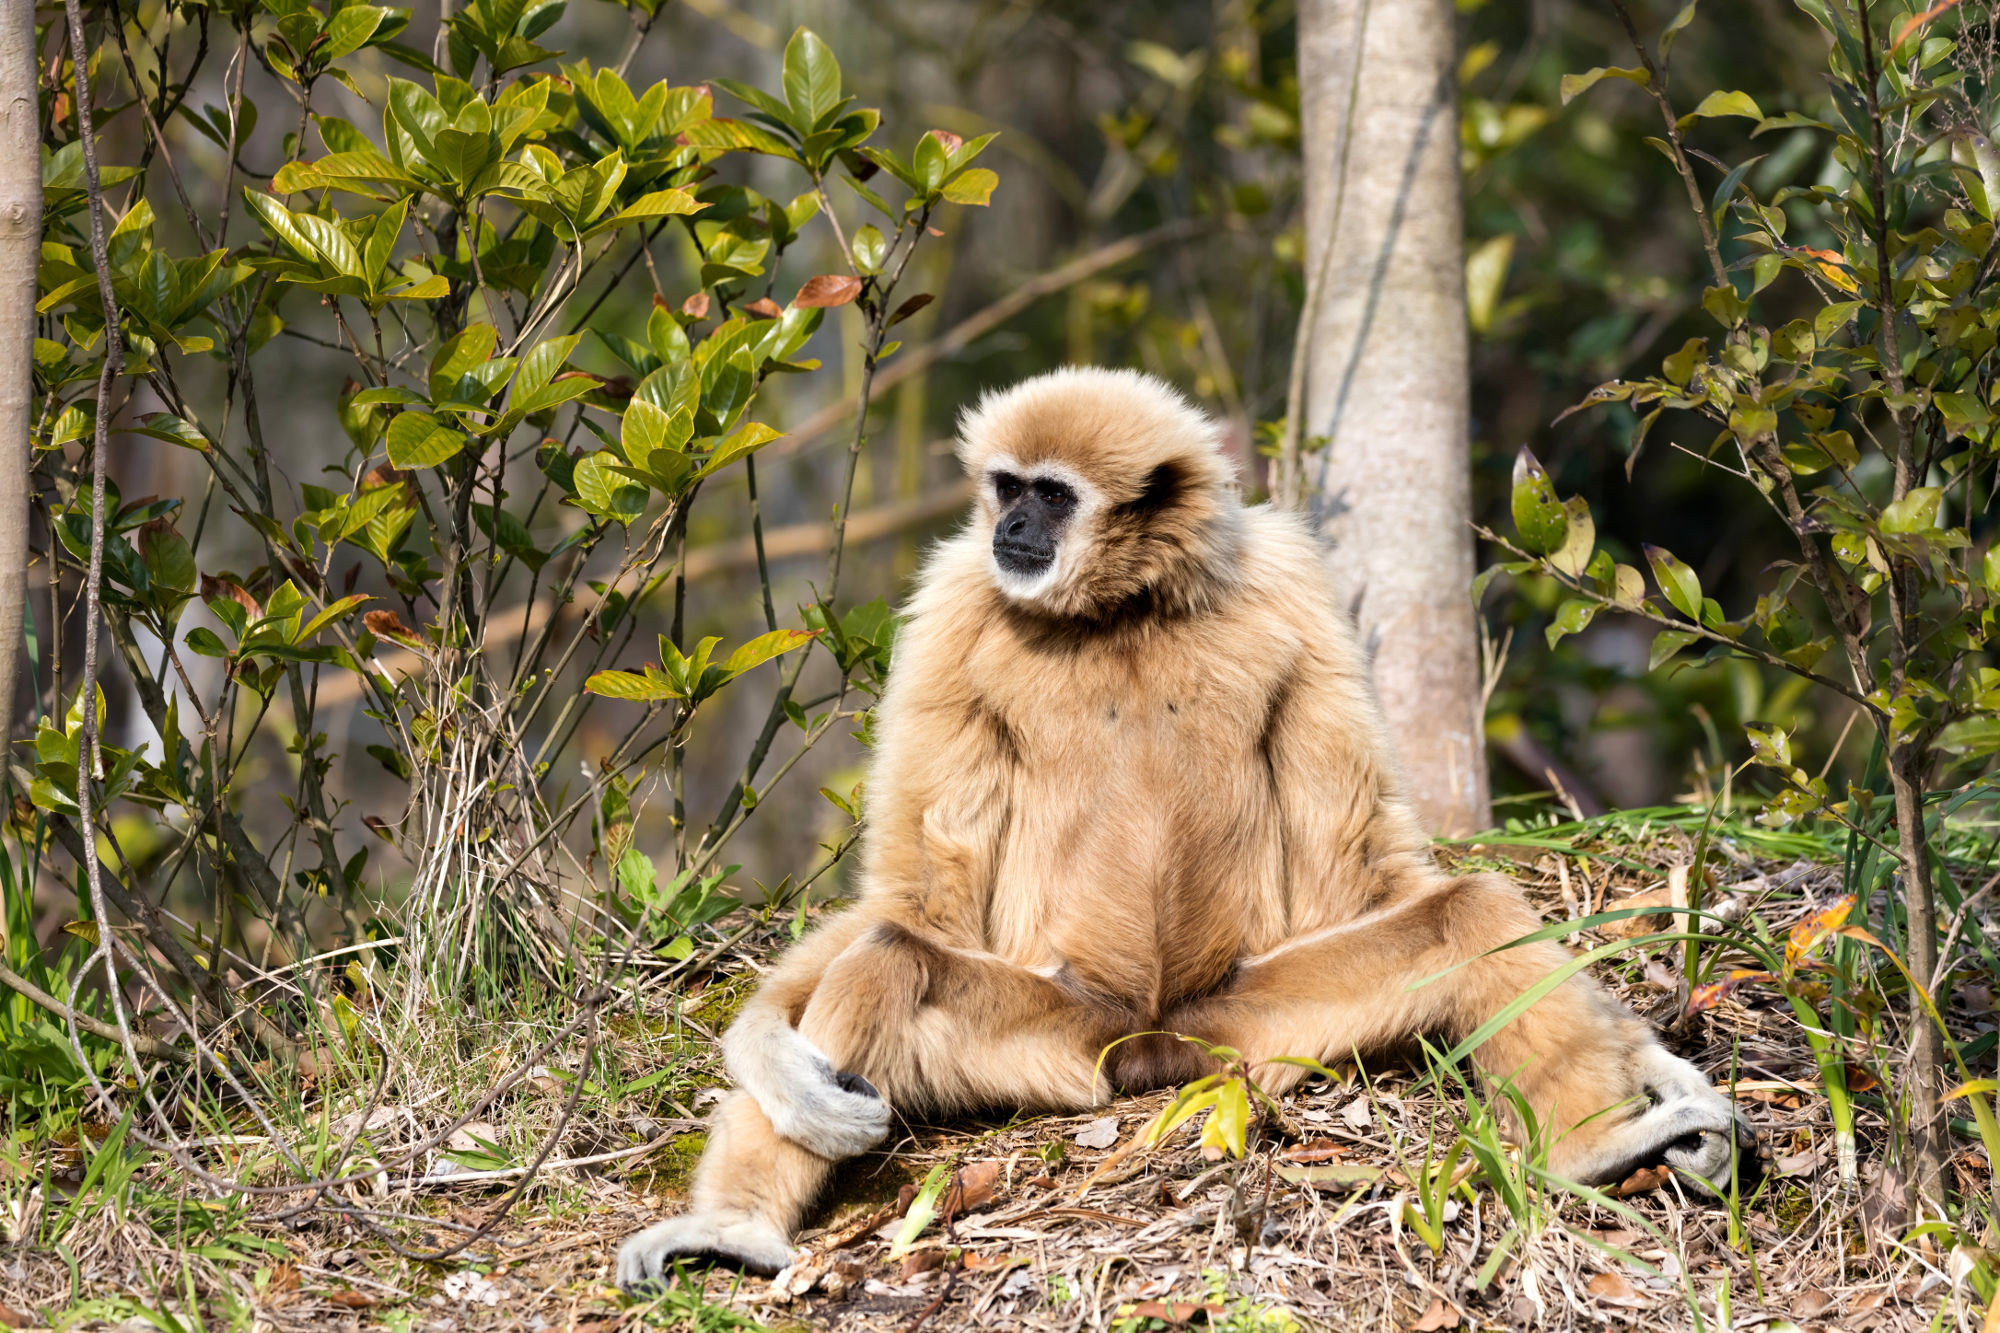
616 920 1116 1288
1116 873 1757 1194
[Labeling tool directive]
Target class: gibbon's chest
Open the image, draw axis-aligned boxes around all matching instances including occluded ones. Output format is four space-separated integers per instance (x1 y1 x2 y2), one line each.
966 614 1292 1006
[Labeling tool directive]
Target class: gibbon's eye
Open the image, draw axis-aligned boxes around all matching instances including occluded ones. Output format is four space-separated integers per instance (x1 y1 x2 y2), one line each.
1034 478 1074 508
994 473 1023 504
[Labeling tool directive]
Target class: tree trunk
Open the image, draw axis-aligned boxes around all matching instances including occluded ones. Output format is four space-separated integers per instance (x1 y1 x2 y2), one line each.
0 0 39 751
1297 0 1489 836
1889 742 1946 1208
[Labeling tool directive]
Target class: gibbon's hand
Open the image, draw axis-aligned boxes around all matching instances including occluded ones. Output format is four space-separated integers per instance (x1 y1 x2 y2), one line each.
726 1019 892 1160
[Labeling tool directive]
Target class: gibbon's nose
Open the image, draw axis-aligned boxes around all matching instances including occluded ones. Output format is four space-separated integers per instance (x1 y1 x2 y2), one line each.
1004 512 1030 537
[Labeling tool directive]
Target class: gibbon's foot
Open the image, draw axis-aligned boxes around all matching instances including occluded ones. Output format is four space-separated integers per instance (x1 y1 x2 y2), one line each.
615 1211 792 1289
1591 1047 1763 1196
728 1022 892 1160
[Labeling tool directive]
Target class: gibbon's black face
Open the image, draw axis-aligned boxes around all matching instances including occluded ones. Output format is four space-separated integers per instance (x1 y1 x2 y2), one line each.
990 471 1077 577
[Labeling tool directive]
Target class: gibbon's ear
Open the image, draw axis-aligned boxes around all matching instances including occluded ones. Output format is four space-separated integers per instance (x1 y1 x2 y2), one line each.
1122 461 1184 516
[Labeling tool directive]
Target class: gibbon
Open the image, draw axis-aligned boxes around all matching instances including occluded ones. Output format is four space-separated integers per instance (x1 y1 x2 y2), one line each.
616 367 1757 1286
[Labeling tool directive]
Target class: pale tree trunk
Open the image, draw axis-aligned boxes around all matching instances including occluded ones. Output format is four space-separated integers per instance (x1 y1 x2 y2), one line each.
1297 0 1488 835
0 0 38 750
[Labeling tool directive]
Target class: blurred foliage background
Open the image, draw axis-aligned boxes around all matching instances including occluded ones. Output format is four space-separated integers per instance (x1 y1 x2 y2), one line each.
76 0 1855 903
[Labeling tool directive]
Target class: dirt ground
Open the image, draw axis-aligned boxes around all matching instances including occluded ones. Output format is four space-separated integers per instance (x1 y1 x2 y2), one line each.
6 841 1984 1332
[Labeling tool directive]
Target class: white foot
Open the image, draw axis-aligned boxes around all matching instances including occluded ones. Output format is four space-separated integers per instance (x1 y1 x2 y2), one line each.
723 1018 892 1160
1557 1045 1761 1195
615 1212 793 1287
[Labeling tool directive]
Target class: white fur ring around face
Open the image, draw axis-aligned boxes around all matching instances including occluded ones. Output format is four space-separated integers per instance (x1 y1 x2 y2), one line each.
615 1212 792 1288
724 1021 892 1161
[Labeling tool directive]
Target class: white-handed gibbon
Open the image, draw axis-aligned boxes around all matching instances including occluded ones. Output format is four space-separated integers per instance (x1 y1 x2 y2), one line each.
616 367 1757 1286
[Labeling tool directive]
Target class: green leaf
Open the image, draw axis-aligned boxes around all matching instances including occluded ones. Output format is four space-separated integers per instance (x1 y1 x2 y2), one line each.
851 224 886 274
1644 545 1702 620
695 422 784 480
940 167 997 206
1549 495 1595 577
1509 447 1566 557
574 451 648 524
581 187 708 239
429 322 499 400
1814 300 1863 340
385 411 468 469
1701 283 1748 328
1880 486 1942 534
719 629 815 679
1558 65 1649 105
1545 598 1599 649
1465 234 1514 335
584 668 677 701
1678 90 1763 127
1938 716 2000 756
782 27 841 132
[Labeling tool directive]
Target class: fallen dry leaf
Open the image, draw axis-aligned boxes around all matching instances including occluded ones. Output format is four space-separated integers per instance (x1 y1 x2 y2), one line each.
1614 1164 1671 1197
1279 1139 1347 1163
941 1159 1001 1214
326 1290 375 1309
1586 1272 1647 1307
1122 1300 1227 1325
1274 1161 1382 1189
1793 1287 1837 1318
1075 1116 1120 1150
446 1122 499 1153
899 1248 948 1280
1601 886 1676 939
1409 1295 1459 1330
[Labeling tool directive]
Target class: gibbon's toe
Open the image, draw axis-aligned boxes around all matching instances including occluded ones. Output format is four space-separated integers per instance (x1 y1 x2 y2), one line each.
1629 1048 1761 1196
615 1213 792 1289
1660 1102 1762 1196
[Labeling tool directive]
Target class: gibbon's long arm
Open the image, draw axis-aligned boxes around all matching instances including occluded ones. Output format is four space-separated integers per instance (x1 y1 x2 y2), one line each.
1255 552 1447 931
843 565 1013 945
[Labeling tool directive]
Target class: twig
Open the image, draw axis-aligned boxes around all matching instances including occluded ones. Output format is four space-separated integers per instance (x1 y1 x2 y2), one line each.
0 960 186 1062
768 218 1211 460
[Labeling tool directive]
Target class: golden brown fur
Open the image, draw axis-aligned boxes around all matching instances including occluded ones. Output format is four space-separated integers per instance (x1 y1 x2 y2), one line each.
615 368 1756 1286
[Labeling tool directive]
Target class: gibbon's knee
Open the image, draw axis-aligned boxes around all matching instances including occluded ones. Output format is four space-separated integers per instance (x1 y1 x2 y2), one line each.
794 922 939 1100
1429 873 1546 957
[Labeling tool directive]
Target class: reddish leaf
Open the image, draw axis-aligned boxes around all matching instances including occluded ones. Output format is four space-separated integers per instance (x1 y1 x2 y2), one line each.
1614 1163 1671 1197
679 291 711 318
941 1159 1001 1215
1786 895 1854 969
200 574 262 617
1685 968 1774 1015
742 297 783 319
1586 1272 1646 1307
326 1290 375 1309
364 609 420 644
927 128 964 154
888 293 934 327
795 274 863 308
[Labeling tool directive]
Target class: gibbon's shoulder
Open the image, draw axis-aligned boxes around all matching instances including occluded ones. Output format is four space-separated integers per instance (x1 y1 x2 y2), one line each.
1233 504 1342 620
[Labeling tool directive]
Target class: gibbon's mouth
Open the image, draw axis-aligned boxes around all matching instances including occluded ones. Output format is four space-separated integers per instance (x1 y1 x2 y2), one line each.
993 539 1055 576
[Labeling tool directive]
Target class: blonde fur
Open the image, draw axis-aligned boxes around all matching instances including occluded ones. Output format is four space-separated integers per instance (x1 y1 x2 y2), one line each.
615 368 1755 1287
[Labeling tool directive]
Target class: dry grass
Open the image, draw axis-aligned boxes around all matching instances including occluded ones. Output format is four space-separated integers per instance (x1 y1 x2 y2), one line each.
6 826 1992 1332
